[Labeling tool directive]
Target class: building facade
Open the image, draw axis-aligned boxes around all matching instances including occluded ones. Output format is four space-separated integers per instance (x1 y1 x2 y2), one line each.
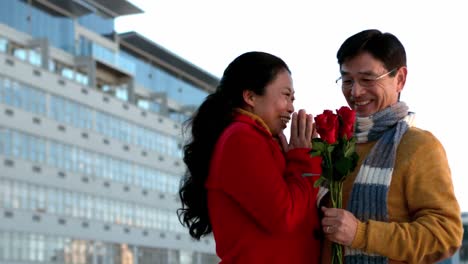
0 0 219 263
459 212 468 264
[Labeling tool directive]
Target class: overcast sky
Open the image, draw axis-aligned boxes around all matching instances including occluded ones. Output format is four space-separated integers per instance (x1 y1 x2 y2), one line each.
116 0 468 211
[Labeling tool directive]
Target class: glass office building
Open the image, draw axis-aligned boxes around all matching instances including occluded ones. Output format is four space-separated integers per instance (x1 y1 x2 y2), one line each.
440 212 467 264
459 212 468 264
0 0 219 263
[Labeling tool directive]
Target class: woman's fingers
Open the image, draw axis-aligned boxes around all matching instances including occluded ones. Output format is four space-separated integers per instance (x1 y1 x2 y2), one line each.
277 133 289 152
297 109 306 140
289 112 298 141
290 110 313 149
305 114 313 144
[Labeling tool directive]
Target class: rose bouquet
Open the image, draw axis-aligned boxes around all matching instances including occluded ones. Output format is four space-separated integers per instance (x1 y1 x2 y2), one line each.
310 106 359 264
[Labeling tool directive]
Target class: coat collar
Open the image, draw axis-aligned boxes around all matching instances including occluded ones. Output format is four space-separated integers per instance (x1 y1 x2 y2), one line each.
233 108 272 136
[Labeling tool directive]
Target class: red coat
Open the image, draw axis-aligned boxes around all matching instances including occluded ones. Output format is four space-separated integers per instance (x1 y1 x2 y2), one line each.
206 112 322 264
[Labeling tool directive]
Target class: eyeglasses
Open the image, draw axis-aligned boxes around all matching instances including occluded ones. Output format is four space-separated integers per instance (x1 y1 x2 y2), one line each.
336 68 397 89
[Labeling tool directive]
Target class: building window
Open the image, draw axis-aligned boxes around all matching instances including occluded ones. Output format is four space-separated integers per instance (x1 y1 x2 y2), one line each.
28 48 41 66
0 37 7 53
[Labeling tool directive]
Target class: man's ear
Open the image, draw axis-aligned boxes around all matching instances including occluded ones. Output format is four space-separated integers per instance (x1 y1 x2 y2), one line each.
242 90 256 108
396 66 407 93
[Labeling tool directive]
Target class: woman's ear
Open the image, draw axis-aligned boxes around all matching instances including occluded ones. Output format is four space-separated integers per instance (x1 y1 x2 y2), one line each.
242 90 256 108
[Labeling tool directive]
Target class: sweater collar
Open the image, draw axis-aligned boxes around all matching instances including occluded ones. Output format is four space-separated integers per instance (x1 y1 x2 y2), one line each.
233 108 272 136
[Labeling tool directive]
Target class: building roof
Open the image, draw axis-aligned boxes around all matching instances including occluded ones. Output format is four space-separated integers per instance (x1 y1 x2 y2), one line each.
45 0 93 16
87 0 143 17
37 0 143 18
119 31 219 93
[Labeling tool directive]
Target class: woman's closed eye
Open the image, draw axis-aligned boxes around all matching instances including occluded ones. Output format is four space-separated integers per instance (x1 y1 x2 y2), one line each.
284 92 294 102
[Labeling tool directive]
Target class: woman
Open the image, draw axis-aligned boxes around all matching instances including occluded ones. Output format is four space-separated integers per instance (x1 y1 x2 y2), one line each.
178 51 322 263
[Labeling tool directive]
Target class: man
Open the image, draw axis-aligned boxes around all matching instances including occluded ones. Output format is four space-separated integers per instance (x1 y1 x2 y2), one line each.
320 29 463 263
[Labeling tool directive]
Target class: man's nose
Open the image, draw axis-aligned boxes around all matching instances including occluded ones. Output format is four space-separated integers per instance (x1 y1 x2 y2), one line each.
350 81 365 97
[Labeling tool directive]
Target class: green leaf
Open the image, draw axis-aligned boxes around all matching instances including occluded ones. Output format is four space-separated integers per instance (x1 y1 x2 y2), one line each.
312 140 326 152
335 156 353 176
350 152 359 171
344 141 356 157
309 150 321 157
313 176 327 188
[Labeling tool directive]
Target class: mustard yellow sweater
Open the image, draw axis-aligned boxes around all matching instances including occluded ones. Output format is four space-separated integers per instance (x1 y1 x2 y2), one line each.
321 127 463 264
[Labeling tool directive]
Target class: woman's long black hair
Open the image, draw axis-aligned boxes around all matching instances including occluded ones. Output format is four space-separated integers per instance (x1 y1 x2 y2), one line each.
177 51 290 240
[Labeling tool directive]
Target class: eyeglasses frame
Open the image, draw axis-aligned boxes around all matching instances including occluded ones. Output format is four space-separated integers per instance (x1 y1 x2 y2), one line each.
335 68 398 89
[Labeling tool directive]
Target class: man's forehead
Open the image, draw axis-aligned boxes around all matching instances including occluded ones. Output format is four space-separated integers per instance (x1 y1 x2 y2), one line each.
340 64 385 75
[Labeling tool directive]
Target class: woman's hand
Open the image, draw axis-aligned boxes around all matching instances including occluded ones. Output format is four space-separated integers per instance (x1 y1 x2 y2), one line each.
278 109 316 152
288 109 314 150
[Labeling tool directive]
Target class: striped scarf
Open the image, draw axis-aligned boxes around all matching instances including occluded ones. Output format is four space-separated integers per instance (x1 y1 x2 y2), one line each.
345 102 415 264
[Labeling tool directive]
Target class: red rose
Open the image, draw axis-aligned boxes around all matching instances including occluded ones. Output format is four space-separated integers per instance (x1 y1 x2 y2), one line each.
310 106 359 264
314 110 339 144
336 106 355 140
